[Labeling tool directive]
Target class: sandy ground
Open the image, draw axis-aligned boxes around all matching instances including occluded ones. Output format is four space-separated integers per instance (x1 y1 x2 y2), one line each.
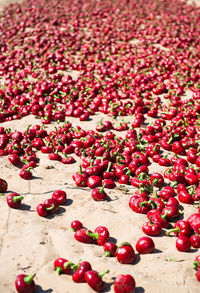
0 0 200 293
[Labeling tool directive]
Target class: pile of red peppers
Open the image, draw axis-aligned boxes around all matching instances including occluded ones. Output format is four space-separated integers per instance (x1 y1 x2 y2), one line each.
1 0 200 291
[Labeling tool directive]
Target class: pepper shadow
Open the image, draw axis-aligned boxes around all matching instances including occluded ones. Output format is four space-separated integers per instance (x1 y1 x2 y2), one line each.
19 203 32 212
35 285 53 293
107 236 117 244
135 287 145 293
46 207 66 219
134 253 141 265
102 281 114 292
107 195 119 202
63 198 73 206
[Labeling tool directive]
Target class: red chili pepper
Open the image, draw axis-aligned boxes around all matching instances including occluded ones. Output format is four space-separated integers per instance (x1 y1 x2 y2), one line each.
8 154 21 166
142 221 162 236
176 236 191 252
71 220 83 232
103 179 116 189
15 274 35 293
87 175 102 189
178 190 194 204
103 242 117 257
114 274 136 293
159 186 175 201
86 226 109 246
187 213 200 232
52 190 67 205
44 198 60 213
151 211 169 228
85 269 109 292
193 255 200 270
150 173 164 187
72 261 92 283
166 220 192 237
129 196 151 214
136 236 155 254
190 235 200 249
54 258 73 275
7 193 23 209
91 184 107 201
74 228 93 244
36 203 48 217
0 178 8 193
19 167 33 180
116 243 136 264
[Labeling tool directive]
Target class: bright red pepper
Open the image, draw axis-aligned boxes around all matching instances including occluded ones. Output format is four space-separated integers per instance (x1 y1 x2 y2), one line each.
114 274 136 293
15 274 35 293
166 220 192 237
103 242 117 257
85 269 109 292
116 243 136 264
72 261 92 283
136 236 155 254
7 193 23 209
86 226 109 246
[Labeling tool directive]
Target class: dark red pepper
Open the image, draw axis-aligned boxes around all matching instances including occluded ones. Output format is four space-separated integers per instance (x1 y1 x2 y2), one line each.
72 261 92 283
7 193 23 209
103 242 117 257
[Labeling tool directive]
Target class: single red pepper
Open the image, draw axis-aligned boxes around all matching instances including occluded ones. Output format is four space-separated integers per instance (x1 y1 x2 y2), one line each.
44 198 60 213
85 269 109 292
190 235 200 249
52 190 67 205
87 175 102 189
86 226 109 246
7 193 23 209
150 173 164 187
72 261 92 283
103 242 117 257
142 221 162 236
129 196 151 214
176 236 191 252
8 154 21 166
136 236 155 254
74 228 93 244
178 190 194 205
193 255 200 270
54 258 73 275
116 243 136 264
187 213 200 231
166 220 192 237
159 186 175 201
71 220 83 232
91 184 107 201
19 167 33 180
15 274 36 293
103 179 116 189
114 274 136 293
36 203 48 217
0 178 8 193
